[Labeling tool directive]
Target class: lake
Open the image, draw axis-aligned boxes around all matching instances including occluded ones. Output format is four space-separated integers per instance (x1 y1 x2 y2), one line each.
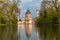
18 24 40 40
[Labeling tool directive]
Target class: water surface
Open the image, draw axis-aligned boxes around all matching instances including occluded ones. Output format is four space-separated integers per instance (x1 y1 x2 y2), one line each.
18 25 40 40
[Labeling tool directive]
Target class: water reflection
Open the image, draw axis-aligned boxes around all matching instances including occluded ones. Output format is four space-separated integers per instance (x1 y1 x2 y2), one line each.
18 24 40 40
25 24 33 38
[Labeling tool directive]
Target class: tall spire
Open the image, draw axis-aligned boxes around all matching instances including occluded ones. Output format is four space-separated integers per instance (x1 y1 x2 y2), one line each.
36 8 39 17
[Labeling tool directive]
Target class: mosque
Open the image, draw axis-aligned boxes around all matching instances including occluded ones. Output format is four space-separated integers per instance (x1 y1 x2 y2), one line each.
18 9 39 26
25 10 33 25
18 9 39 37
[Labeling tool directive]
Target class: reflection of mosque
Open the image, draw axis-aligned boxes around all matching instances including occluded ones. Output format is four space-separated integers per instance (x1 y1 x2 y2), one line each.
25 10 33 37
18 9 39 36
18 9 40 40
17 10 34 37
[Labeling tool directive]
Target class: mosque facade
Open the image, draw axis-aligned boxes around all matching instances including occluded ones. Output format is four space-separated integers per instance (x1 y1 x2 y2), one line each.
18 9 39 26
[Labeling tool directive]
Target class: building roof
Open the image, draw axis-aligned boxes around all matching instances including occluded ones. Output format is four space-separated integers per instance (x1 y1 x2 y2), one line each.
25 10 31 15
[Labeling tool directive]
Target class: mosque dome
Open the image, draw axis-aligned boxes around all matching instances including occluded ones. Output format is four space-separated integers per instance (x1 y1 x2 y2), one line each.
25 10 31 15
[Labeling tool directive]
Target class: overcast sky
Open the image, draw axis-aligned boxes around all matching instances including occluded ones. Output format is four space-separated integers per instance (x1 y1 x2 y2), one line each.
19 0 42 19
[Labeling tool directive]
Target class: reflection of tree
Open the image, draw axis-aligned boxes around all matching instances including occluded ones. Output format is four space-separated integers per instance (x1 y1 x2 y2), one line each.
0 0 20 40
36 0 60 40
36 28 40 40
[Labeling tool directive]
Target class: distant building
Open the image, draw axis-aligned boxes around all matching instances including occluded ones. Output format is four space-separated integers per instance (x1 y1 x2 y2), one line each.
25 10 33 25
36 9 39 17
18 10 34 26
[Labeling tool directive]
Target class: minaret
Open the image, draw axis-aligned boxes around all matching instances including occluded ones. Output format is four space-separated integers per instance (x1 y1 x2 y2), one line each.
36 9 39 17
